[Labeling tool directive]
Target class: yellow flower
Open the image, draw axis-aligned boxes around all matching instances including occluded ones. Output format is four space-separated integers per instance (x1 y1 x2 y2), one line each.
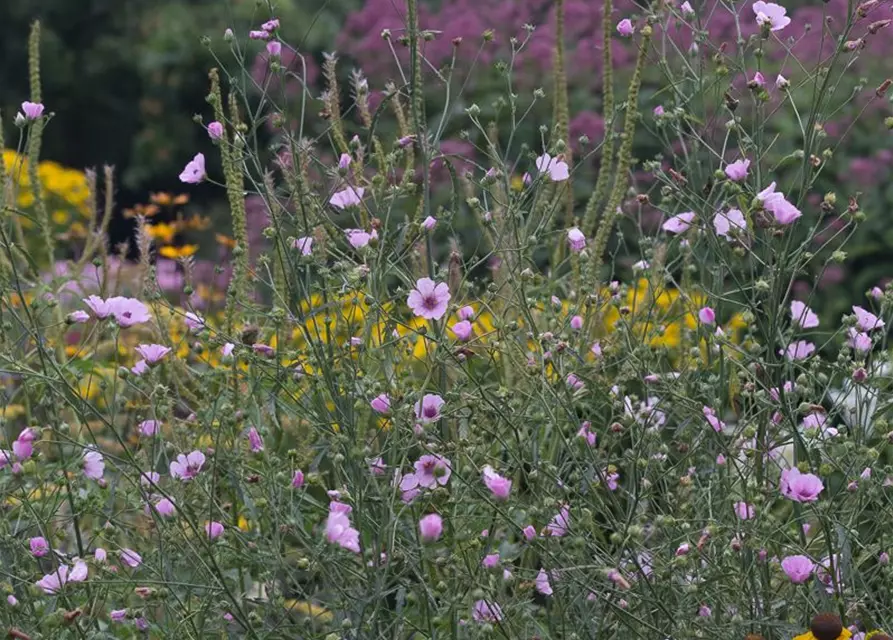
52 209 70 225
0 404 26 420
282 600 333 622
147 222 179 243
793 631 851 640
159 244 198 259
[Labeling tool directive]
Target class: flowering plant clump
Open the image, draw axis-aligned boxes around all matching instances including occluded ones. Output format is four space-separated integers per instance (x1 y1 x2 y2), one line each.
2 1 893 638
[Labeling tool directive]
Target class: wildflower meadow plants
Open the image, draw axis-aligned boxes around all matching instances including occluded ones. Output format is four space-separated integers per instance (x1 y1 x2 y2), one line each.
3 0 893 638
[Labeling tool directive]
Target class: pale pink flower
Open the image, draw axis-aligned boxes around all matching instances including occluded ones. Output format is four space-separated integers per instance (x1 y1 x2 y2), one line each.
345 228 377 249
680 1 695 15
249 30 270 40
83 295 113 318
83 449 105 480
291 470 305 488
791 300 819 329
616 18 635 36
293 236 314 255
848 329 872 353
780 467 823 502
135 344 171 365
757 182 801 224
523 525 537 541
154 498 176 518
482 553 500 568
653 105 665 116
94 548 107 563
472 600 503 623
703 406 725 432
407 278 451 320
419 513 443 541
482 465 512 500
414 393 445 423
662 211 695 234
222 343 235 358
535 153 569 181
169 451 206 481
247 427 264 453
535 568 553 595
205 521 225 539
68 310 90 323
370 393 391 414
724 158 750 181
184 312 205 332
140 471 160 487
733 501 755 520
781 554 814 583
30 536 49 557
458 305 475 320
801 412 837 438
412 454 451 488
207 121 224 140
776 74 790 89
781 340 815 361
421 216 437 230
566 373 584 390
853 305 884 331
675 542 691 556
329 186 365 209
567 227 586 252
577 421 597 446
110 609 127 622
751 71 766 87
713 208 747 238
131 360 149 376
179 153 206 184
138 420 160 437
20 101 44 120
450 320 474 341
107 297 151 327
545 505 570 536
591 341 603 357
261 18 280 31
266 41 281 57
36 561 88 594
120 549 142 568
698 307 716 325
570 315 583 330
753 0 791 31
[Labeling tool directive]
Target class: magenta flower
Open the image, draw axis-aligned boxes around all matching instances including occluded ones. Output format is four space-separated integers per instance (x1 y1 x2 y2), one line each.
853 305 884 331
138 420 160 437
179 153 206 184
780 467 824 502
12 437 32 460
616 18 635 36
757 182 801 225
535 568 553 595
154 498 176 518
733 501 755 520
566 227 586 253
421 216 437 230
724 159 750 182
653 105 665 116
848 328 872 353
325 503 360 553
370 393 391 414
713 209 747 238
458 305 475 321
249 30 270 40
412 454 451 489
419 513 443 542
30 536 49 557
207 121 224 140
781 554 815 583
753 1 791 31
205 521 225 539
545 505 570 536
570 315 583 330
291 469 305 488
20 101 45 120
35 561 88 594
407 278 451 320
482 553 500 568
345 228 377 249
781 340 815 361
169 451 206 481
266 41 281 57
698 307 716 325
751 72 766 87
120 548 142 568
329 186 365 209
135 344 171 365
662 211 695 234
83 449 105 480
791 300 819 329
482 465 512 500
472 600 503 623
680 1 695 15
535 153 569 181
414 393 445 423
293 236 314 255
109 609 127 623
450 320 474 341
261 18 280 31
247 427 264 453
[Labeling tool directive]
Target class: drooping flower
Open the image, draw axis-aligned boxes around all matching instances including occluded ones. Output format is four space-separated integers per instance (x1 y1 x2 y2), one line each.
724 158 750 181
293 236 314 255
120 549 142 568
138 420 160 437
616 18 635 36
482 465 512 500
780 467 824 502
662 211 696 234
169 451 206 481
781 340 815 361
791 300 819 329
135 344 171 365
414 394 445 423
184 312 205 332
329 186 365 209
325 503 360 553
757 182 801 224
407 278 451 320
753 0 791 31
247 427 264 453
713 209 747 238
545 505 570 536
535 568 553 595
567 227 586 253
472 600 503 623
853 305 884 332
205 521 225 540
370 393 391 414
20 101 45 120
419 513 443 541
83 449 105 480
535 153 569 181
179 153 206 184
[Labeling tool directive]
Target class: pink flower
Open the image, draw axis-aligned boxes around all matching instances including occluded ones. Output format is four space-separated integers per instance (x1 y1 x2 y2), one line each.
12 437 32 460
370 393 391 414
291 470 305 488
733 501 755 520
757 182 801 225
535 568 553 595
780 467 823 502
616 18 635 36
30 536 49 557
776 74 790 89
482 465 512 500
724 159 750 181
110 609 127 622
458 305 475 320
252 343 274 357
412 454 451 488
591 341 603 357
131 360 149 376
414 393 445 423
329 186 365 209
35 561 88 594
535 153 569 181
84 294 113 318
421 216 437 230
482 553 500 568
450 320 474 341
523 525 537 541
261 18 280 31
249 30 270 40
169 451 206 481
184 312 205 332
781 340 815 361
153 498 176 518
703 406 725 432
368 457 386 475
753 0 791 31
205 521 225 539
179 153 206 184
653 105 665 116
141 471 160 487
68 310 90 323
407 278 451 320
293 236 314 255
419 513 443 541
577 421 597 446
135 344 171 365
662 211 695 234
247 427 264 453
120 549 142 568
698 605 712 618
751 71 766 87
853 305 884 331
83 449 105 480
545 505 570 536
570 315 583 330
698 307 716 325
345 228 377 249
713 209 747 238
266 41 281 57
849 329 872 353
108 297 151 327
472 600 503 623
791 300 819 329
675 542 691 556
221 343 235 358
94 548 107 563
138 420 160 437
207 121 224 140
680 1 695 15
781 554 815 583
20 101 44 120
566 373 584 390
567 227 586 252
